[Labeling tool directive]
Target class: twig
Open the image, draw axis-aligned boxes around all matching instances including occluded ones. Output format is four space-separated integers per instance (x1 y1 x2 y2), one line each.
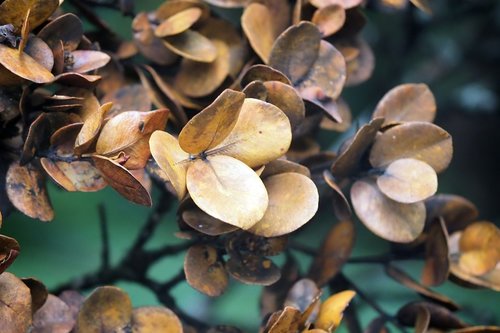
339 274 408 333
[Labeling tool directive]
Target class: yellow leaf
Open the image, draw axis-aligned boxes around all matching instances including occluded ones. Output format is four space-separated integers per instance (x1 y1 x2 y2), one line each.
315 290 356 332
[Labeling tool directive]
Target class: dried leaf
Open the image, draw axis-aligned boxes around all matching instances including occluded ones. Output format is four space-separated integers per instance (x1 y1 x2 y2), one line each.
323 170 352 220
163 29 217 63
201 0 249 7
0 234 20 274
6 161 54 221
184 245 228 297
175 40 230 98
309 0 363 9
92 155 152 206
70 50 111 74
267 307 302 333
37 13 83 51
422 217 450 287
0 44 54 84
385 264 458 310
32 294 74 333
372 83 436 127
0 0 59 32
377 158 438 204
414 306 431 333
101 84 152 116
397 301 467 329
284 278 320 313
312 5 346 37
459 221 500 253
315 290 356 331
215 98 292 168
263 80 306 131
186 155 268 229
261 159 311 179
155 7 202 37
149 131 190 200
131 306 183 333
242 3 275 63
182 206 239 236
179 89 244 154
226 254 281 286
21 277 48 315
308 220 355 287
269 21 322 84
425 194 478 233
351 179 425 243
96 109 169 157
240 64 291 87
75 102 113 155
331 118 384 178
75 286 132 333
0 272 32 333
249 172 318 237
370 122 453 173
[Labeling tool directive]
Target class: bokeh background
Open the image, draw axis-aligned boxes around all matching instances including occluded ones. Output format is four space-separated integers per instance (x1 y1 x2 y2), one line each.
3 0 500 331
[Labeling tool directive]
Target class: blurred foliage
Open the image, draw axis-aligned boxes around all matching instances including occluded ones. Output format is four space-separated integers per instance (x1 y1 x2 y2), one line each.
2 0 500 332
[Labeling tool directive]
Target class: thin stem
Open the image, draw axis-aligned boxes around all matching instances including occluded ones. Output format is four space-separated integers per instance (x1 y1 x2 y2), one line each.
341 274 408 333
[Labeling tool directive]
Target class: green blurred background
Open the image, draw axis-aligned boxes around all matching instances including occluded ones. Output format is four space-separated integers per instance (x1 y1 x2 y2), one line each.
3 0 500 331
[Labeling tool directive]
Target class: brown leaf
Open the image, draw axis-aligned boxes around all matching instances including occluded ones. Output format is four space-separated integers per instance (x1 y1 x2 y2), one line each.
377 158 438 204
344 38 375 87
0 234 20 274
37 13 83 51
323 170 352 220
58 290 85 322
21 277 48 315
201 0 249 7
155 7 202 37
369 122 453 173
187 155 268 229
269 21 322 84
425 194 478 233
309 0 363 9
75 286 132 333
263 80 306 131
226 254 281 286
308 220 355 287
101 84 152 116
422 217 450 287
351 179 425 243
163 29 217 63
174 39 230 98
92 155 152 206
240 64 291 87
385 264 458 310
0 272 32 333
179 89 244 154
6 161 54 221
249 172 318 237
242 3 276 63
0 44 54 84
132 12 178 66
96 109 169 157
414 305 431 333
215 98 292 168
69 50 110 75
131 306 183 333
266 307 302 333
32 294 74 333
75 102 113 155
184 244 229 297
331 118 384 178
372 83 436 127
261 159 311 179
397 301 467 329
182 206 239 236
155 0 210 21
149 131 189 200
0 0 59 32
312 5 346 37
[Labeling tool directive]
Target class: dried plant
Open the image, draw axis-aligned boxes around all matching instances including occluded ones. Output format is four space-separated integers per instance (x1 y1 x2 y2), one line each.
0 0 499 332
